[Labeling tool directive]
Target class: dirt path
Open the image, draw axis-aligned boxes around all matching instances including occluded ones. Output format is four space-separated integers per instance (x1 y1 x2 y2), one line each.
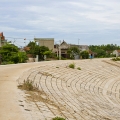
0 61 59 120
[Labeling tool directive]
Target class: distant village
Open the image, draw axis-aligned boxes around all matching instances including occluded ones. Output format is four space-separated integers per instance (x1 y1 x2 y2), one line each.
0 32 120 64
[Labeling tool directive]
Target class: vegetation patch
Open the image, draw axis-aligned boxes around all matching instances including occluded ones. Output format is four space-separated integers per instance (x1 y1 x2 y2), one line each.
0 43 28 64
69 63 75 69
112 57 120 61
77 67 81 70
18 79 38 91
52 117 66 120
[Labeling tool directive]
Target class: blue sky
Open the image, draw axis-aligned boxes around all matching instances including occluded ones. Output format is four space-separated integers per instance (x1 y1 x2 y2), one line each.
0 0 120 47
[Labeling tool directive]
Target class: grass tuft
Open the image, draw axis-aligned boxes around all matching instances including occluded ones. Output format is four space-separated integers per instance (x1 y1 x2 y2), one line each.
18 79 38 91
69 63 75 69
77 67 81 70
52 117 66 120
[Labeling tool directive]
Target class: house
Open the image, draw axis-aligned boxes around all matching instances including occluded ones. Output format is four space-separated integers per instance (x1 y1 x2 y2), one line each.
0 32 7 47
88 50 95 58
60 40 69 58
113 50 120 57
34 38 54 51
54 40 89 59
54 40 70 59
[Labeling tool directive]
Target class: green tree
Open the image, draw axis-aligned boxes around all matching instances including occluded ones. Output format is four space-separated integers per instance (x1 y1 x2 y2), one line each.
67 47 80 59
80 51 89 59
0 43 27 64
43 50 52 58
95 49 106 58
39 46 49 60
26 41 50 60
89 44 120 58
26 41 36 57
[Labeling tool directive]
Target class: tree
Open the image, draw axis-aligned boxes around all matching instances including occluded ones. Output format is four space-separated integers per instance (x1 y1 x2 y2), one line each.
0 43 27 64
43 50 52 58
26 41 51 60
95 49 106 58
80 51 89 59
26 41 36 57
89 44 120 58
67 47 80 59
39 46 49 60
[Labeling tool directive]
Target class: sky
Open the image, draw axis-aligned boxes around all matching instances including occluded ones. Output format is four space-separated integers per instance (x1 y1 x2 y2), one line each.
0 0 120 47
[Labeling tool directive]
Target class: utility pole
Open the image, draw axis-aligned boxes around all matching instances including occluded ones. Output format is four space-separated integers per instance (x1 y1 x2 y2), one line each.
78 38 80 50
78 38 80 59
59 46 61 60
59 40 61 60
24 38 26 46
55 40 61 60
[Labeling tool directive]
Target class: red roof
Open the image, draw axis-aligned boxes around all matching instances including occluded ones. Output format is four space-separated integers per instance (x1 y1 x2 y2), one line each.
24 47 30 51
117 50 120 53
0 32 5 40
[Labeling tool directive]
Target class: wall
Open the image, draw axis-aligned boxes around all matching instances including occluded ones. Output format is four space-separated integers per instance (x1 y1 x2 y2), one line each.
113 50 118 57
34 38 54 51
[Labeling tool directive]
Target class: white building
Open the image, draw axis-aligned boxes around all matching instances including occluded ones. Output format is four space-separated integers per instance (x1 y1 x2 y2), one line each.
113 50 120 57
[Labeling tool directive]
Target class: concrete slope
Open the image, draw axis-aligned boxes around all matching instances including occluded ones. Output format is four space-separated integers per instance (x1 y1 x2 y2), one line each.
1 58 120 120
0 61 63 120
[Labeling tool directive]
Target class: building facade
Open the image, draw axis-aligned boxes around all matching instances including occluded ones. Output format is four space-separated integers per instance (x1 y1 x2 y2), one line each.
0 32 6 47
34 38 54 51
54 40 89 59
113 50 120 57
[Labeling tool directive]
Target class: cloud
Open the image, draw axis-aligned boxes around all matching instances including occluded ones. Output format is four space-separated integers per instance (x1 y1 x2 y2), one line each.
0 0 120 46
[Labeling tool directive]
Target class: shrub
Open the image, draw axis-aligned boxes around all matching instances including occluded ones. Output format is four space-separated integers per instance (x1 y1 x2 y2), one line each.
77 67 81 70
69 63 75 69
112 57 120 61
52 117 66 120
1 61 14 65
80 50 89 59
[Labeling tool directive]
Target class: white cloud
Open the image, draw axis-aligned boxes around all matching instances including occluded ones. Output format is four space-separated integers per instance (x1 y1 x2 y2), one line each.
0 0 120 46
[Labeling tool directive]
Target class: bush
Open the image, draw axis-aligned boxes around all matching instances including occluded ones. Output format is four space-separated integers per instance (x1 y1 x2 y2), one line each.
112 57 120 61
52 117 66 120
80 50 89 59
1 61 14 65
77 67 81 70
69 63 75 69
61 56 67 60
10 54 19 63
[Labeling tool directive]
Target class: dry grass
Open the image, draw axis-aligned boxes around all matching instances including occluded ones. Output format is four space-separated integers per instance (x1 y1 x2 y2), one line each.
18 79 39 91
18 79 64 114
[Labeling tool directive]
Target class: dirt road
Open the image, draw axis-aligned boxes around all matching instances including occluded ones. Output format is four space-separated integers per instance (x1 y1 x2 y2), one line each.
0 61 58 120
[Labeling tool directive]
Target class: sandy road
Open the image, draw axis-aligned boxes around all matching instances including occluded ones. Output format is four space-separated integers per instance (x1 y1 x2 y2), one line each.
0 61 62 120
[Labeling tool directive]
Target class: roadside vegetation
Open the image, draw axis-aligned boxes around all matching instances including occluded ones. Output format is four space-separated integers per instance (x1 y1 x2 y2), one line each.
52 117 66 120
18 79 38 91
26 41 61 61
112 57 120 61
69 63 75 69
1 42 120 65
89 44 120 58
77 67 81 70
0 43 27 65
